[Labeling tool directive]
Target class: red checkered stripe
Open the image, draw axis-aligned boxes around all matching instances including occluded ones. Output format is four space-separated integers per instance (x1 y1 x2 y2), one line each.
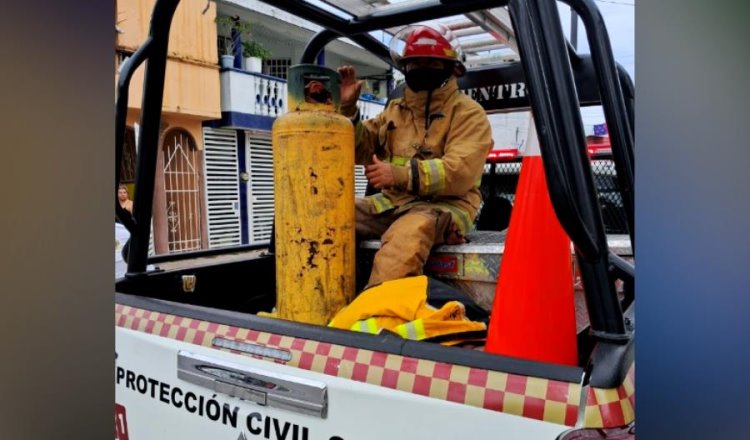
583 364 635 428
116 304 581 426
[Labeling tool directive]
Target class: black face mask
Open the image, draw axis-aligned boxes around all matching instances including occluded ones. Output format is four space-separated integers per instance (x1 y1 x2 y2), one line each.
405 66 453 92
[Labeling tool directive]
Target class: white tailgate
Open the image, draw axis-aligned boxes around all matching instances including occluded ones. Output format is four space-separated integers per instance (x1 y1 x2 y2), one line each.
116 327 569 440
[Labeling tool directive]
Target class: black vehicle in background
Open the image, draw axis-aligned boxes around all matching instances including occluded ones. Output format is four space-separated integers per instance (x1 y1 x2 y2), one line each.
480 147 627 235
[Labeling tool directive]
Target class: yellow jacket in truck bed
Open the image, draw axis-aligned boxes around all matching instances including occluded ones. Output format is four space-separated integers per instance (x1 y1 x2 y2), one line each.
328 275 487 345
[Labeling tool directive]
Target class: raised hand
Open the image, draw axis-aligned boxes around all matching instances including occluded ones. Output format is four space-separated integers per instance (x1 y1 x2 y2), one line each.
337 65 363 114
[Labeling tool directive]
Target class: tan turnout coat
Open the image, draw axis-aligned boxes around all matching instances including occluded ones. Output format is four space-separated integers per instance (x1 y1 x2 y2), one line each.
355 77 493 234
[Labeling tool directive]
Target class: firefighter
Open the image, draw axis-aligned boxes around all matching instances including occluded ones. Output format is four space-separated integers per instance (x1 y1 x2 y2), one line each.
338 25 493 288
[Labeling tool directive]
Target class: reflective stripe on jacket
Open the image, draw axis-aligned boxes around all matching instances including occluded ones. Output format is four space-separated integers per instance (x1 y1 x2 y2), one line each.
328 276 486 346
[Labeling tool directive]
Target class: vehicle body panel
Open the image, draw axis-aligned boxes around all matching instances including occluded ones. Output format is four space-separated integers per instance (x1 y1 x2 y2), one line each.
582 365 635 428
117 311 577 439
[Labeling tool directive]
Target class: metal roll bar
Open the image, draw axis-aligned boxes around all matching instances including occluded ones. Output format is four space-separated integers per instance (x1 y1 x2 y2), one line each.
508 0 626 339
116 0 634 342
562 0 634 247
118 0 180 274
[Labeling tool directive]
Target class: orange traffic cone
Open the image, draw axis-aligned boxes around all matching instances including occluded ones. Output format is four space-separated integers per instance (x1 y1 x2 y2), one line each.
485 117 578 366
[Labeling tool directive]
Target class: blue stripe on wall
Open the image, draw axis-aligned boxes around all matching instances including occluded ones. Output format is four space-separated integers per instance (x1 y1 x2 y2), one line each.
237 130 249 245
203 112 276 131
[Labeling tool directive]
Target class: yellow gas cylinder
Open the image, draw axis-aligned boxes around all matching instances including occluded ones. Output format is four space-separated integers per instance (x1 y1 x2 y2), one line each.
272 64 355 325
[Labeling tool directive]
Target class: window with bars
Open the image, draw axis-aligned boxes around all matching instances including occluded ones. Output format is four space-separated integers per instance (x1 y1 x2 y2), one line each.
161 128 203 253
265 58 291 79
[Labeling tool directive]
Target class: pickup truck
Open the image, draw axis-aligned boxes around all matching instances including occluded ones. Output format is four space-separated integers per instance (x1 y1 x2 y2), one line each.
115 0 635 439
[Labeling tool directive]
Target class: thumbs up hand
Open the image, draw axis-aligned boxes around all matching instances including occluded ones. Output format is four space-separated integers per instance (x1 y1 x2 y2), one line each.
365 155 395 189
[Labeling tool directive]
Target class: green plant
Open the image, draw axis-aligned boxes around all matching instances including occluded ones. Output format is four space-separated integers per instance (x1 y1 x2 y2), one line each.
242 40 272 60
214 15 252 56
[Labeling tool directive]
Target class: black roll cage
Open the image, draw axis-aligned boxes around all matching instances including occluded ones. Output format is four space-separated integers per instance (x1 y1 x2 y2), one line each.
116 0 634 344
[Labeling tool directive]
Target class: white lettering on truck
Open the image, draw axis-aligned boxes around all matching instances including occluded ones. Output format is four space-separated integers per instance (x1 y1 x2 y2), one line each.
461 82 527 103
116 365 345 440
116 366 239 428
246 412 310 440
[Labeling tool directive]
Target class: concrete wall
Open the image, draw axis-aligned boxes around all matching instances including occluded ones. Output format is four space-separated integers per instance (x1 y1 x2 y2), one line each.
116 0 221 122
126 111 206 152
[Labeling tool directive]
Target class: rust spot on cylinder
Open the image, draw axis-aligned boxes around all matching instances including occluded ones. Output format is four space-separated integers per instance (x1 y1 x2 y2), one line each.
323 238 333 245
306 240 320 268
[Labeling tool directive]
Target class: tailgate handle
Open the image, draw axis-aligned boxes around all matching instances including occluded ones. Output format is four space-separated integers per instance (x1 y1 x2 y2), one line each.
177 351 328 418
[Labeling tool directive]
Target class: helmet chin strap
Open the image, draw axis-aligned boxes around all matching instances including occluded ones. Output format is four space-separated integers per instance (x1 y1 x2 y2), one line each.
425 89 432 131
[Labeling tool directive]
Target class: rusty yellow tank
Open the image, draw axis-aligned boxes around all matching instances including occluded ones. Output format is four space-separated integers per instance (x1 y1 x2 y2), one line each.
272 64 355 325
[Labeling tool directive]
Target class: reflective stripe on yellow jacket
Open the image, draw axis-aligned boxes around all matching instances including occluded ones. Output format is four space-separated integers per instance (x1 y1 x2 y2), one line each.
354 78 494 236
328 276 486 345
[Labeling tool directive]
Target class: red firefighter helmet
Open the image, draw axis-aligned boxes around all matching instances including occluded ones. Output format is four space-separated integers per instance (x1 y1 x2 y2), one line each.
389 25 466 76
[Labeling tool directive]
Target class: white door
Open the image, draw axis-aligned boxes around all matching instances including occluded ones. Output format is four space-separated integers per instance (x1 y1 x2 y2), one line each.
203 128 242 248
246 132 274 245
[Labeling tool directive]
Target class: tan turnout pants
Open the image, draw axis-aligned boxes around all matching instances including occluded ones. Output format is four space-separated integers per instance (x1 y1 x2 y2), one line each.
356 198 456 288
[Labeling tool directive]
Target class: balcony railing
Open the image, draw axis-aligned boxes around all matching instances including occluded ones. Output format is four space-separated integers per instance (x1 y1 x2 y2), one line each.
220 68 385 123
220 68 288 117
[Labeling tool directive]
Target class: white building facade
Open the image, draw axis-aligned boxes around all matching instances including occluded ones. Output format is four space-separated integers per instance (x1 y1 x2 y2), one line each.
201 0 390 247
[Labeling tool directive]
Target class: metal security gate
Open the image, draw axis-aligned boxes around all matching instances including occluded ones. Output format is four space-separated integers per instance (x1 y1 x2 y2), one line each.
162 129 202 252
354 165 367 197
203 128 241 248
246 133 368 245
246 133 274 244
